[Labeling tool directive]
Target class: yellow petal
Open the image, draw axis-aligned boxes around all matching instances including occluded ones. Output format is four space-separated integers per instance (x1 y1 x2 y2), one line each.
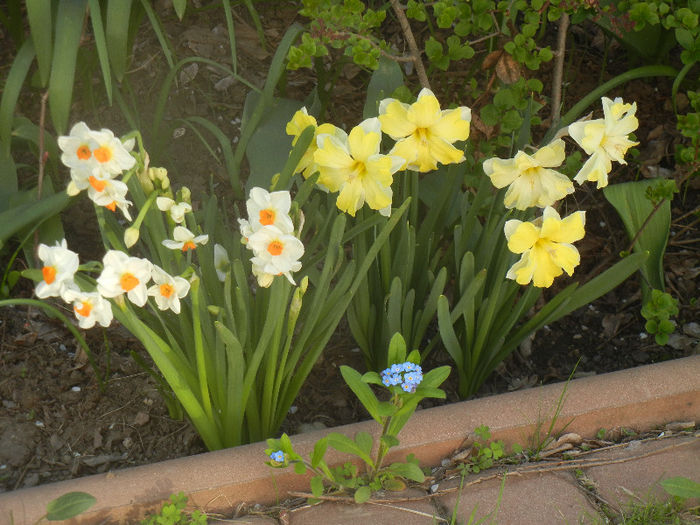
484 157 519 188
545 210 586 244
549 242 581 276
336 180 364 216
407 92 441 128
363 177 393 211
389 136 419 170
530 244 562 288
286 109 316 139
426 134 465 167
507 222 540 253
507 252 535 285
379 100 416 139
574 151 611 188
314 136 354 170
429 107 471 143
348 126 381 162
532 139 565 168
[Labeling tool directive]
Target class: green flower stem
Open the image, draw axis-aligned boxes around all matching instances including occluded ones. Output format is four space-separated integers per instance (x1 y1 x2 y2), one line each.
190 276 214 423
550 65 678 142
0 298 103 390
129 191 157 232
94 205 125 252
371 394 400 479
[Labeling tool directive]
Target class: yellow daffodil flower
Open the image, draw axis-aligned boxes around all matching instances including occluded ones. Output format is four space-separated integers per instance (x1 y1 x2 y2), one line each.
504 206 586 288
378 88 471 172
286 107 336 179
568 97 639 189
483 139 574 210
314 118 403 216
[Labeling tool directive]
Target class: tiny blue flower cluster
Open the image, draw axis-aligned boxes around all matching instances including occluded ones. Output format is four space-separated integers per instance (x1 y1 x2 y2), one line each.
381 361 423 393
270 450 285 463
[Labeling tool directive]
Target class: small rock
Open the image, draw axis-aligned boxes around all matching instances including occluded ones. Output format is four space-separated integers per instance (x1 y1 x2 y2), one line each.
297 422 326 433
666 333 694 351
23 473 39 488
683 322 700 339
132 411 150 427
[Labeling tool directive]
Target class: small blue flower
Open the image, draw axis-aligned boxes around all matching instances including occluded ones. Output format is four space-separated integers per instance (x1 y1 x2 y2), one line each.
270 450 285 463
401 381 417 393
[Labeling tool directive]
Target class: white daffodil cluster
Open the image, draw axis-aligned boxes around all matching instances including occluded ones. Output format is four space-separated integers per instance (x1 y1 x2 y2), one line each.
42 123 203 328
59 122 137 220
286 88 472 217
481 97 639 288
35 240 191 328
238 187 304 288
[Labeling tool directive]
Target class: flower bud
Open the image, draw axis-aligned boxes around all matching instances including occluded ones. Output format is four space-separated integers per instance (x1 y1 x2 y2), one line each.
178 185 191 204
148 167 170 190
124 227 140 248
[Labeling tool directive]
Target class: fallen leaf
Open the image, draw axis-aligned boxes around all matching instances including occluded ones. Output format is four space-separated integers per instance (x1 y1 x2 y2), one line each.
495 53 521 84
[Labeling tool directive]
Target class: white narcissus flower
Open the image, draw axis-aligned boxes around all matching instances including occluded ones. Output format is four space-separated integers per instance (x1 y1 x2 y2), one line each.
147 266 190 314
87 178 133 221
244 187 294 235
162 226 209 252
63 289 113 329
568 97 639 189
156 196 192 224
247 225 304 286
483 139 574 210
97 250 153 306
35 240 80 299
378 88 471 172
313 118 404 217
504 206 586 288
214 244 229 282
58 122 136 178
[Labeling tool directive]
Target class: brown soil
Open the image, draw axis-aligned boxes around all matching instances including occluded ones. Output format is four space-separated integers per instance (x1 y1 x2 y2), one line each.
1 2 698 495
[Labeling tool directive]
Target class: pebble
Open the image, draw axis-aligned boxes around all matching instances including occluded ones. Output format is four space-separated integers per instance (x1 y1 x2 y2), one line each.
71 386 81 392
683 322 700 339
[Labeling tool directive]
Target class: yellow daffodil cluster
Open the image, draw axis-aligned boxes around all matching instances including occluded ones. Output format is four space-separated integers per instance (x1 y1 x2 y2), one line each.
286 88 472 216
239 187 305 288
483 97 638 288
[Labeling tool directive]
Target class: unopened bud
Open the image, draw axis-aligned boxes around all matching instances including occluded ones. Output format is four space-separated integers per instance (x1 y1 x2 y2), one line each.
148 167 170 190
178 186 191 204
124 227 140 248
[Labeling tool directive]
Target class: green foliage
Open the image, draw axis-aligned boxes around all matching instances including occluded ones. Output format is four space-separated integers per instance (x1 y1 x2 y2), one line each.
288 0 387 70
641 289 679 345
266 334 449 502
459 425 508 474
603 179 674 301
45 491 96 521
141 492 207 525
675 90 700 176
661 476 700 500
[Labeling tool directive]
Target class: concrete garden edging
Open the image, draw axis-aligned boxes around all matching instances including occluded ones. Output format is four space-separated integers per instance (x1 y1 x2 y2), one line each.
1 355 698 524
